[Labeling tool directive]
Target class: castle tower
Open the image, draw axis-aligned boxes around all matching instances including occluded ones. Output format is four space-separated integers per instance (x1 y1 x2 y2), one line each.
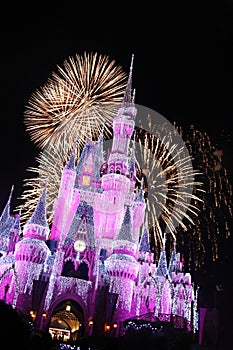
138 226 153 263
0 186 15 257
127 138 137 191
7 211 21 254
76 137 104 189
107 54 136 174
105 206 139 322
132 185 146 243
50 141 79 243
14 184 50 313
94 55 139 253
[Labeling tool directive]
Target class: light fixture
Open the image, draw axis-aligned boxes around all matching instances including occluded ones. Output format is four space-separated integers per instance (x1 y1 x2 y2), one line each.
66 304 71 312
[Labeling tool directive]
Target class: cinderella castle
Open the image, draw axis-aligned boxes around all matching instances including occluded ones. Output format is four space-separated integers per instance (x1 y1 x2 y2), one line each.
0 56 199 343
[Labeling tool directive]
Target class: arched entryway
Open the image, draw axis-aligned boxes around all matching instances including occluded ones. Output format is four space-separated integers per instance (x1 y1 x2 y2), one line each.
47 300 84 343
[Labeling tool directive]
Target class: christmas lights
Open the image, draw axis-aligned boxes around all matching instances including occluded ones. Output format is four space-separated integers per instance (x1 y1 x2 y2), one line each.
0 55 200 340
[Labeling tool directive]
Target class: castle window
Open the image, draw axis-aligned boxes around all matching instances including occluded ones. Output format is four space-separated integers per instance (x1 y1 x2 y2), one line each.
62 260 76 277
82 175 90 186
76 217 88 243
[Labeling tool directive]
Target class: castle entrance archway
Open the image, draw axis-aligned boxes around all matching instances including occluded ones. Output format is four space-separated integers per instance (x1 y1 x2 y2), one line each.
48 299 84 343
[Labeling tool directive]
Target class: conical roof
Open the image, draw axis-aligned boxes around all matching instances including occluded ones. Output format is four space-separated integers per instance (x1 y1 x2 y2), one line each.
65 139 77 170
116 206 134 242
139 227 151 253
27 183 49 228
156 238 168 277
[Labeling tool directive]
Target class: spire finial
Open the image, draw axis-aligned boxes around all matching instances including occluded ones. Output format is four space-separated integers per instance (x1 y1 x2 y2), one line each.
130 53 134 74
8 185 14 203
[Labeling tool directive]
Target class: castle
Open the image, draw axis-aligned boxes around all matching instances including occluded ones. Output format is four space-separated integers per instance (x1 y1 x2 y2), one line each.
0 57 198 342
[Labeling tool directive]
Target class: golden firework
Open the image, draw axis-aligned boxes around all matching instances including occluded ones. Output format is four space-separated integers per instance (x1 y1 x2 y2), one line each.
24 51 128 149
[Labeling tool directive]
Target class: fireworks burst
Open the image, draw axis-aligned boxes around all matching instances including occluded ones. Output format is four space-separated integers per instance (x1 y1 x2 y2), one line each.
24 51 128 149
134 123 204 262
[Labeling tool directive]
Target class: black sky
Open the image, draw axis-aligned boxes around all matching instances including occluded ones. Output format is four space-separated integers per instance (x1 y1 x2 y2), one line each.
1 2 233 212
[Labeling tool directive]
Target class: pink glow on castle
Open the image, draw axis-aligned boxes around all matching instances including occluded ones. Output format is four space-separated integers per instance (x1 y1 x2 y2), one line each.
0 56 199 342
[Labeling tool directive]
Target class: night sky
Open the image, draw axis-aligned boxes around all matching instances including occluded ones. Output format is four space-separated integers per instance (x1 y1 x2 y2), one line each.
1 3 233 211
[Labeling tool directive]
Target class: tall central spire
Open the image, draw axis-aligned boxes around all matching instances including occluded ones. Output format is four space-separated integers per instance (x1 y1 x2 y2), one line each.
106 55 137 176
122 54 134 107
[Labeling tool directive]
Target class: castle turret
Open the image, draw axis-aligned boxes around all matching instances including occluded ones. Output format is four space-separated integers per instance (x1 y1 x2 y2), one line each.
132 185 146 242
138 227 153 263
155 238 168 278
0 186 15 257
127 138 137 190
76 138 104 189
107 54 136 175
7 211 21 254
94 55 139 252
14 184 50 313
50 141 79 243
105 206 139 322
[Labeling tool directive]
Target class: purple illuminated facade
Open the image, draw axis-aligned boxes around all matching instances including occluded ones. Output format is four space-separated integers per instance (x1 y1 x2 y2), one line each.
0 60 199 340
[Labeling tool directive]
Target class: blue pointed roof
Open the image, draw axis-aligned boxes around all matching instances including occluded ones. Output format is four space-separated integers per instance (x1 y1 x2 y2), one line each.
13 211 21 231
27 183 49 228
76 141 92 176
135 187 144 202
0 186 13 225
168 243 177 277
65 139 77 170
0 185 15 236
94 136 104 178
128 141 136 174
116 206 134 242
139 227 151 253
156 239 168 277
